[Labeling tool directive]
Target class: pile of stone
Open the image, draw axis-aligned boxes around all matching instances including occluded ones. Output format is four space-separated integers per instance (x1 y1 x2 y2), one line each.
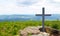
49 29 60 36
31 32 49 36
19 26 41 36
19 26 60 36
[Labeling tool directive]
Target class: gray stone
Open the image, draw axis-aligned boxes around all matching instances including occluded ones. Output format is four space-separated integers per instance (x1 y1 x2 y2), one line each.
19 26 60 36
20 30 28 36
49 29 60 36
19 26 41 36
31 32 49 36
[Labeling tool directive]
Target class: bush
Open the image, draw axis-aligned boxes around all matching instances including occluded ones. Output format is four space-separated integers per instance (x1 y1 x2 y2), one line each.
51 24 59 29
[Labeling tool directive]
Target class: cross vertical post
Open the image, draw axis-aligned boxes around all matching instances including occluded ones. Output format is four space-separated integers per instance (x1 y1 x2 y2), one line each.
42 7 45 32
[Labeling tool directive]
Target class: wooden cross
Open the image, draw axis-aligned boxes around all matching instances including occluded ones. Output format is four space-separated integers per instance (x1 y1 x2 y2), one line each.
36 7 51 32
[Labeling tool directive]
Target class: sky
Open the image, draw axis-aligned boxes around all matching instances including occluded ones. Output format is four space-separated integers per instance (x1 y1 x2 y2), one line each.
0 0 60 15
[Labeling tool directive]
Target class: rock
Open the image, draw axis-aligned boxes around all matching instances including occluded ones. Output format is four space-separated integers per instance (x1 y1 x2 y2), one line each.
49 29 60 36
19 26 41 36
39 26 52 33
19 30 28 36
31 32 49 36
19 26 60 36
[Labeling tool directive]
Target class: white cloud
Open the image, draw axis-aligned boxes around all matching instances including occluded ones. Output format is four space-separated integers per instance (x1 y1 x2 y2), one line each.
0 0 60 15
16 0 41 6
53 0 60 2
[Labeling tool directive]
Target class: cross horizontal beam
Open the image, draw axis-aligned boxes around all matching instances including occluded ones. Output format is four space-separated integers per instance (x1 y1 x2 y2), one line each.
36 14 51 16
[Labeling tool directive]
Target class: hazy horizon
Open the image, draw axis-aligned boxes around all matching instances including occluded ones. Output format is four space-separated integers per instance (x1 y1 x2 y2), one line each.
0 14 60 15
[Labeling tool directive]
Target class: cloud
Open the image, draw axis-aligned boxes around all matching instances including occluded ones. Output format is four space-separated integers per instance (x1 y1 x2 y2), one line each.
16 0 42 6
53 0 60 2
47 0 60 7
0 0 60 15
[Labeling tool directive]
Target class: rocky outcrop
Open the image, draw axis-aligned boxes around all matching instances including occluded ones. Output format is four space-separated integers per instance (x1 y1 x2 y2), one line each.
19 26 41 36
39 26 52 33
19 26 60 36
49 29 60 36
31 32 49 36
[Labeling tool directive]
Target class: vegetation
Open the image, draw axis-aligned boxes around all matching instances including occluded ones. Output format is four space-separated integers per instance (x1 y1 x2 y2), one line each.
0 20 60 36
51 24 59 29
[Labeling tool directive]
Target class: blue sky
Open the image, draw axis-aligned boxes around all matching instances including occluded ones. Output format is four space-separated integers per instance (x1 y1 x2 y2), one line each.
0 0 60 15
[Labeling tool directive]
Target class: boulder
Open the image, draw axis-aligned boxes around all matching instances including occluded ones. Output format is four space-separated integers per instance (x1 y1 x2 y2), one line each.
39 26 52 33
31 32 49 36
19 30 28 36
19 26 41 36
49 29 60 36
19 26 60 36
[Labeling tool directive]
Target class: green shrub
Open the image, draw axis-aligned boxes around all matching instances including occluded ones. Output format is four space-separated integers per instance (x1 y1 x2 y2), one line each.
51 24 59 29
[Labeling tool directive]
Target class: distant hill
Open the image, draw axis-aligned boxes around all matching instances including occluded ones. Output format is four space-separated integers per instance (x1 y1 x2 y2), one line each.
0 14 60 21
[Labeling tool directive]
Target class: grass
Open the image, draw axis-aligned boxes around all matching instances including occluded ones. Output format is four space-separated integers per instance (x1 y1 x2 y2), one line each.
0 20 60 36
